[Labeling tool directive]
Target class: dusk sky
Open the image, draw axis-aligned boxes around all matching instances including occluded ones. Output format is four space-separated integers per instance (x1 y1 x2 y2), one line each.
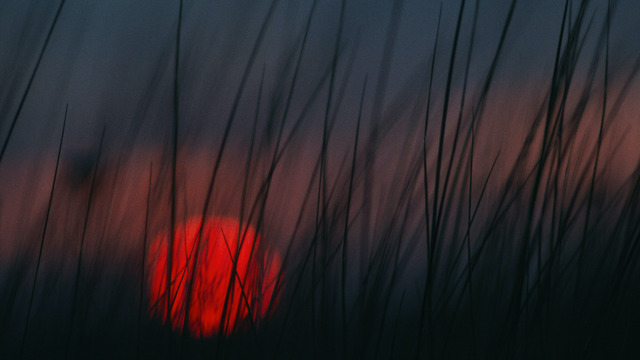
2 2 640 358
1 0 638 155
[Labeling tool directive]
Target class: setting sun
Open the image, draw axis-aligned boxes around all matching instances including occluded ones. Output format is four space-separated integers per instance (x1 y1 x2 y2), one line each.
147 216 281 338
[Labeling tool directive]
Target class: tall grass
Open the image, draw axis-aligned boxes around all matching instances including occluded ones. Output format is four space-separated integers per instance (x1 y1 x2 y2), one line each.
1 0 640 359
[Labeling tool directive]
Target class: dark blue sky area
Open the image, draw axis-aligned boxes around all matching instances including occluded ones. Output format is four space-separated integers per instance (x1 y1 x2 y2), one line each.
0 0 638 156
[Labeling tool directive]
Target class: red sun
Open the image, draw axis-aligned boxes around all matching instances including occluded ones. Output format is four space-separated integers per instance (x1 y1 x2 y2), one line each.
147 216 281 337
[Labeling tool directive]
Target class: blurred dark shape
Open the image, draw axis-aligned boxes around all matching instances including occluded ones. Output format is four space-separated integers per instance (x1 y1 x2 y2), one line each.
64 150 99 189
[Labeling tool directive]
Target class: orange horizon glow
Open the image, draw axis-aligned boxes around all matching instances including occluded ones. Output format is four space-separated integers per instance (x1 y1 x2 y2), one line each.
147 216 281 338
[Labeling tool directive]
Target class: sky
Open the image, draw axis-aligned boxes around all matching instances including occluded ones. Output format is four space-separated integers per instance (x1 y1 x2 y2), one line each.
1 0 639 155
1 0 639 253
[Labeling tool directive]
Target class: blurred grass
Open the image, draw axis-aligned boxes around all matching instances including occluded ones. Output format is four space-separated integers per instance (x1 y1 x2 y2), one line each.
2 0 640 359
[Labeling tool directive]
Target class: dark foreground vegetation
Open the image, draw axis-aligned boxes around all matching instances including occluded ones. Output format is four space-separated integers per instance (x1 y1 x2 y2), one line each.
1 0 640 358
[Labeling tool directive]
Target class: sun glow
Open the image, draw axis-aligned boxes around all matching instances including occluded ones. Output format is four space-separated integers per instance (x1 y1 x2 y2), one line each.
147 216 281 337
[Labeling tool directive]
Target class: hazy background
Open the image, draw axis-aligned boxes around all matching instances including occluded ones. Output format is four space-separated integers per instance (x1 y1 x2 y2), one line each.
1 0 639 151
1 0 640 274
2 1 640 358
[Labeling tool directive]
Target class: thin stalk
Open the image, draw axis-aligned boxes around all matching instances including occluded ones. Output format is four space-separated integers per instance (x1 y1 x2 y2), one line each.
417 4 442 357
342 76 366 360
19 105 67 359
167 0 183 344
0 0 66 165
138 163 153 360
64 128 106 359
313 0 345 356
574 0 608 310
